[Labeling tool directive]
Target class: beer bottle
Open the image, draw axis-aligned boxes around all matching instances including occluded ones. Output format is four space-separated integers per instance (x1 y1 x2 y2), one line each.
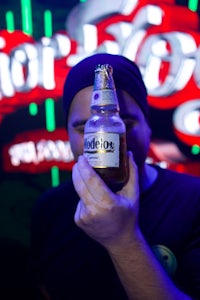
84 64 128 191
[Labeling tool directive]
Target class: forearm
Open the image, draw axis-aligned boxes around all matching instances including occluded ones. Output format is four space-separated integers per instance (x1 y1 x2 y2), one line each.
107 228 191 300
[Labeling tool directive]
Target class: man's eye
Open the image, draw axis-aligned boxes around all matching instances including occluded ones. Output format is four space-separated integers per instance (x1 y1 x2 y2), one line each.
75 125 85 134
124 119 137 129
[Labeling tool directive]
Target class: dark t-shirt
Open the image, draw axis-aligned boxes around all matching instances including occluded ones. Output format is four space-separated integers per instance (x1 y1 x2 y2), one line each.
30 166 200 299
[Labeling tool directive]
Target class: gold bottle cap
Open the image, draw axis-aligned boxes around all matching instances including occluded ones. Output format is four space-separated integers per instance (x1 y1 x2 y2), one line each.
91 64 119 109
93 64 115 91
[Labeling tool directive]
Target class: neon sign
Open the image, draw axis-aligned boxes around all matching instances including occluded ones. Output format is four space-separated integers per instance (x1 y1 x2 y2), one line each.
3 129 74 173
1 0 200 174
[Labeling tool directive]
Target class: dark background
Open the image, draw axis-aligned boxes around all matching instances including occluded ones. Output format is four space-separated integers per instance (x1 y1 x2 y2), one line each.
0 0 80 248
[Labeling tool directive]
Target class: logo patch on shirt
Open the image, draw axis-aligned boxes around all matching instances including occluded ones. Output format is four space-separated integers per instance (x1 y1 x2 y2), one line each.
151 245 177 276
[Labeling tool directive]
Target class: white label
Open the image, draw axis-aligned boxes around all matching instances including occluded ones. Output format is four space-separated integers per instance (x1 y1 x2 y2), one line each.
84 132 119 167
91 90 118 106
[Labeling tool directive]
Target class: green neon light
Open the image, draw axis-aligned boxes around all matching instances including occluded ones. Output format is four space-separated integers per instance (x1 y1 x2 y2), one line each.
21 0 33 35
51 166 60 187
44 11 55 132
44 10 52 37
191 144 200 155
188 0 198 11
80 0 87 2
45 98 56 132
44 10 57 185
6 11 15 32
29 103 38 115
21 0 37 115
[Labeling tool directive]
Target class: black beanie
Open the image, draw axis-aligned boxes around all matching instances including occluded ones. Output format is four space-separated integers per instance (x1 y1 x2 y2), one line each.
63 53 149 120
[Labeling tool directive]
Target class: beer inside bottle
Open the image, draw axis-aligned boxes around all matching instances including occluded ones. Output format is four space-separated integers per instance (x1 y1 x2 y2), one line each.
89 133 128 191
84 64 128 191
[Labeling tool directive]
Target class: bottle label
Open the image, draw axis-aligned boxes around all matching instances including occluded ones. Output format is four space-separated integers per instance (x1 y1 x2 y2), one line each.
84 132 120 167
91 90 118 107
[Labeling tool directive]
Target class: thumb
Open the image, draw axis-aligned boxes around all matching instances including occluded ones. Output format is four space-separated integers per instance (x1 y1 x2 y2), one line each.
119 151 139 201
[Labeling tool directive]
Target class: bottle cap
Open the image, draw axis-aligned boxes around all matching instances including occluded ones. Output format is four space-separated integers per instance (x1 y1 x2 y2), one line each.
91 64 119 109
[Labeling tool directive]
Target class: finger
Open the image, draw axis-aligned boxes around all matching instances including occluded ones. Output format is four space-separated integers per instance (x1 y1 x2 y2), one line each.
76 155 115 207
72 162 94 206
73 159 112 209
74 199 87 225
74 199 82 224
119 151 139 201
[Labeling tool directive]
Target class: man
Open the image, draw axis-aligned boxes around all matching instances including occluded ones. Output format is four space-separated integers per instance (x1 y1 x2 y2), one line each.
30 53 200 299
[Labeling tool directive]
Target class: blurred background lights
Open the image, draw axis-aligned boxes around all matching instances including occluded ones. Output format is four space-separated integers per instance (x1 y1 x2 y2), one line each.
191 144 200 155
0 37 6 49
184 110 200 134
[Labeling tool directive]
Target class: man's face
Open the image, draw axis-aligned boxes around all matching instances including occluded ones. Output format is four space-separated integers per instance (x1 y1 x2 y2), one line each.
67 86 151 169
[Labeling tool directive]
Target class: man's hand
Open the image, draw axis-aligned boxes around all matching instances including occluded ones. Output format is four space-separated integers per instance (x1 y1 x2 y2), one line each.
72 152 139 248
72 153 192 300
